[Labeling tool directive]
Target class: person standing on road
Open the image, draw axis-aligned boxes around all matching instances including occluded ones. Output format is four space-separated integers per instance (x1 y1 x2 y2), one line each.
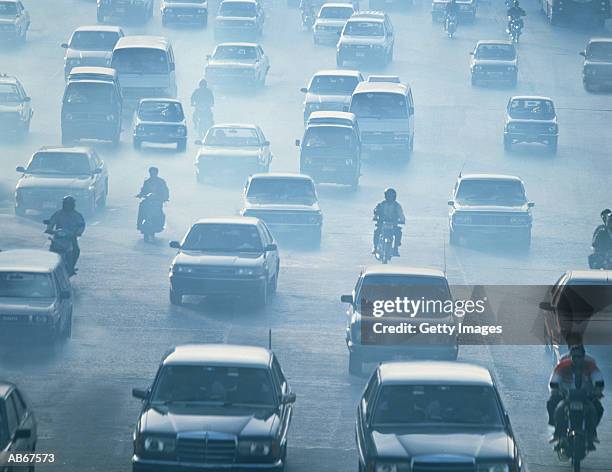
136 167 170 231
46 195 86 275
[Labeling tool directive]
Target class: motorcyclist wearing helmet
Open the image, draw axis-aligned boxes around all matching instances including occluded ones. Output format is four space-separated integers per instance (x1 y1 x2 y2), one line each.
445 0 459 18
191 79 215 110
136 167 170 231
547 335 604 450
373 188 406 256
45 195 86 275
507 0 526 27
299 0 315 26
589 209 612 268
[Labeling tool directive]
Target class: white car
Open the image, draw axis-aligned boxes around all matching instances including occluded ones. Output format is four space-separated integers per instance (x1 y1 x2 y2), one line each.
313 3 354 45
61 26 124 78
336 11 394 67
300 69 363 123
0 0 29 43
205 42 270 88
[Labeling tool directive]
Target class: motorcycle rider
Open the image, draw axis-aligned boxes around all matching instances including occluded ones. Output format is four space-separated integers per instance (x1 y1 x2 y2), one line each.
444 0 459 30
191 79 214 135
45 195 86 276
372 188 406 256
507 0 526 29
136 167 170 231
299 0 315 27
589 209 612 268
547 336 605 451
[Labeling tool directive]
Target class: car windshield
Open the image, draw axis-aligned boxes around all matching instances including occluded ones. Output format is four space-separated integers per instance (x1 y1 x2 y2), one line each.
219 2 256 16
310 75 359 94
205 127 261 146
475 44 516 60
344 20 383 36
351 92 408 119
26 152 91 175
373 385 504 427
456 180 526 205
151 365 276 406
247 179 317 205
138 101 184 122
70 31 120 51
587 42 612 61
0 272 55 299
64 82 115 106
508 99 555 120
319 6 353 18
111 48 169 74
0 2 17 15
213 45 257 60
303 126 355 149
182 224 263 252
357 275 452 318
0 83 21 103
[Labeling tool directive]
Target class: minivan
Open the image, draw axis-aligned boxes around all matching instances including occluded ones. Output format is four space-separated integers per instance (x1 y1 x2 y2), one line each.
0 249 73 340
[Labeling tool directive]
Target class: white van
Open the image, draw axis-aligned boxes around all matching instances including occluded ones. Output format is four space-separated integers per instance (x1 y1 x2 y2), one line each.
111 36 177 107
349 80 414 160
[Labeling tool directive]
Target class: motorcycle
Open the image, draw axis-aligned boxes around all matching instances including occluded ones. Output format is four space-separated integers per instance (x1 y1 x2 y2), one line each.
192 105 214 140
374 221 401 264
444 14 457 38
588 250 612 269
507 17 522 44
43 220 77 275
301 7 315 30
137 193 166 243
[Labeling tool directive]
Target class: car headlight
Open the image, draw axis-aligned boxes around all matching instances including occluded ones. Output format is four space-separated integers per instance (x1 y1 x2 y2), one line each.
509 215 529 225
106 114 115 122
474 65 482 71
236 267 264 276
477 464 510 472
238 440 272 456
345 158 353 165
176 126 186 136
393 134 410 142
507 123 517 131
453 214 472 224
136 125 145 134
64 113 74 121
375 464 410 472
143 435 176 454
68 58 81 66
165 7 174 13
173 265 195 274
307 103 320 112
507 66 515 71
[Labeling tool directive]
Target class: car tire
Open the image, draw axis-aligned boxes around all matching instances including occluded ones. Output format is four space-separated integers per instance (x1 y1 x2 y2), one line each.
521 231 532 249
584 81 595 93
202 14 208 28
348 351 362 375
87 195 97 215
177 139 187 153
15 204 25 217
509 74 518 88
254 280 268 308
449 228 460 246
311 227 322 247
133 137 142 150
548 137 558 155
270 268 279 294
313 35 319 45
63 310 73 339
170 288 183 305
97 9 104 23
387 46 393 65
18 28 27 45
503 135 512 152
336 54 344 68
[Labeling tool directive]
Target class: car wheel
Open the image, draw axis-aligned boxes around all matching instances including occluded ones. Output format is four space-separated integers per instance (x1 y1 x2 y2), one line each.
87 195 97 215
170 288 183 305
584 81 595 93
503 135 512 152
177 139 187 153
133 137 142 150
270 268 279 294
254 280 268 308
449 228 460 246
470 75 478 87
99 183 108 209
18 28 27 44
202 13 208 28
97 9 105 23
548 137 558 155
162 15 168 26
63 310 73 339
348 351 362 375
521 231 532 249
15 204 25 217
509 74 518 88
311 227 322 247
336 54 344 68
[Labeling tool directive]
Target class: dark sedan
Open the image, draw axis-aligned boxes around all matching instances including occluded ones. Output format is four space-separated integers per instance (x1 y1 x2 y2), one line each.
356 362 522 472
0 381 37 472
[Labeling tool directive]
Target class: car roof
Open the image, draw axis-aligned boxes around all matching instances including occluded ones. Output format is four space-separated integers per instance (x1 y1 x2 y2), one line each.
459 173 522 182
250 172 314 182
308 111 357 121
350 10 386 20
0 250 63 273
378 361 494 386
221 0 258 4
0 0 20 4
564 270 612 283
210 123 259 130
216 42 259 48
0 381 15 399
475 39 514 47
163 344 272 367
320 2 354 7
367 75 401 83
509 95 554 102
193 216 262 226
74 25 123 34
312 69 362 78
68 66 118 80
362 266 446 278
353 81 409 94
114 35 170 50
35 146 93 155
139 98 182 105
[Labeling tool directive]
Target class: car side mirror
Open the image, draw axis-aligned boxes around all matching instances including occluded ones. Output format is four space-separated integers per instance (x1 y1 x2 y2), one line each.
263 140 270 146
539 301 553 311
16 166 25 173
60 43 69 49
14 428 31 440
265 243 277 252
341 294 353 304
282 392 296 404
169 241 181 249
579 51 586 57
447 200 454 206
295 139 301 147
23 96 31 102
469 51 474 55
300 87 308 93
528 202 535 208
60 290 71 300
132 388 149 400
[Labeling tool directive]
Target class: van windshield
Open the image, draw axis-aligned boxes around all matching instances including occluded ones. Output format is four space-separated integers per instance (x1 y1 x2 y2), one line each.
351 92 408 119
0 272 55 299
303 126 355 150
112 48 169 74
70 31 120 51
310 75 359 95
64 82 115 107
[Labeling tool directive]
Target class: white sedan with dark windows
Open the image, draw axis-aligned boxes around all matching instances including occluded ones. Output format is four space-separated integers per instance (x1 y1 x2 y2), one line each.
205 42 270 89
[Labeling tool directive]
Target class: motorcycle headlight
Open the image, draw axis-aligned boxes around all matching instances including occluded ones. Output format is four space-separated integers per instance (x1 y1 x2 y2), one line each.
477 464 510 472
375 464 410 472
238 440 273 457
142 436 176 454
173 265 195 274
236 267 264 276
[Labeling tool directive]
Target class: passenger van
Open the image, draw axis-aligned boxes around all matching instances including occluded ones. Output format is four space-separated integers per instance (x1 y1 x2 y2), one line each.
349 80 415 160
297 111 361 187
0 250 73 340
111 36 177 107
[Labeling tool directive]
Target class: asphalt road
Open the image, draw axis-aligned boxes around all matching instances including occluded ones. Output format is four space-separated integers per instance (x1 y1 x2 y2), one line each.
1 0 612 470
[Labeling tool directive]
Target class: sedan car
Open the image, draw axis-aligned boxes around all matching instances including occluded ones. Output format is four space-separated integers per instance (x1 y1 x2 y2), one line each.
581 38 612 92
0 381 37 471
300 69 363 123
132 344 295 472
470 40 518 87
15 146 108 216
61 25 124 78
168 217 280 306
504 96 558 154
356 362 522 472
205 42 270 89
313 3 354 44
0 0 29 43
0 74 32 138
133 99 187 152
448 173 534 248
161 0 208 27
241 173 323 244
195 123 272 183
336 12 394 67
214 0 264 40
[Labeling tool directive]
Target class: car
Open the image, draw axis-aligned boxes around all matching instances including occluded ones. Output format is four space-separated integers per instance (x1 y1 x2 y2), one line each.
336 11 394 67
448 173 534 248
168 217 280 306
15 146 108 216
300 69 364 124
131 344 295 472
431 0 476 21
356 361 522 472
97 0 154 23
214 0 264 40
133 99 187 152
581 38 612 92
0 250 73 339
194 123 272 183
0 74 32 139
241 173 323 244
0 381 37 471
504 96 558 153
205 42 270 89
161 0 208 27
341 266 458 375
0 0 29 44
313 3 354 45
61 25 124 78
366 74 400 83
470 40 518 87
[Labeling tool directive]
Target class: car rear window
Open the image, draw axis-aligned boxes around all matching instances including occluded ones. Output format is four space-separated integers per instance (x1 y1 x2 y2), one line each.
350 92 408 119
247 179 317 205
205 127 260 146
456 180 526 206
0 272 55 299
508 99 555 120
27 152 91 175
138 101 184 122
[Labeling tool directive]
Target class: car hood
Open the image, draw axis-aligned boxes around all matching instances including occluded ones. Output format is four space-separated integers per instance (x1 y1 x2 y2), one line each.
472 58 517 67
207 59 257 68
141 404 278 436
243 202 321 212
340 35 386 46
0 298 57 315
197 146 261 158
371 427 511 460
173 251 264 267
65 49 112 61
453 204 530 213
16 174 95 190
304 93 351 105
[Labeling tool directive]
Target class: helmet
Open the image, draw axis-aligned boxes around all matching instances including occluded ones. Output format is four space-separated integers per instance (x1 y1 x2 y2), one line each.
62 195 76 211
602 208 612 224
384 188 397 202
148 166 159 177
199 79 208 88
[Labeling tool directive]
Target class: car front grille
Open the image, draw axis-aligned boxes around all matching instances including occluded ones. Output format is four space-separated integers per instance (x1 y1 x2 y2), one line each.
412 462 475 472
176 436 237 464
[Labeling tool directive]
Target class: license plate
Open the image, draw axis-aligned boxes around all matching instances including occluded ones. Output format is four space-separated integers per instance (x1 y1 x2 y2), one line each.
570 401 584 411
42 201 56 209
